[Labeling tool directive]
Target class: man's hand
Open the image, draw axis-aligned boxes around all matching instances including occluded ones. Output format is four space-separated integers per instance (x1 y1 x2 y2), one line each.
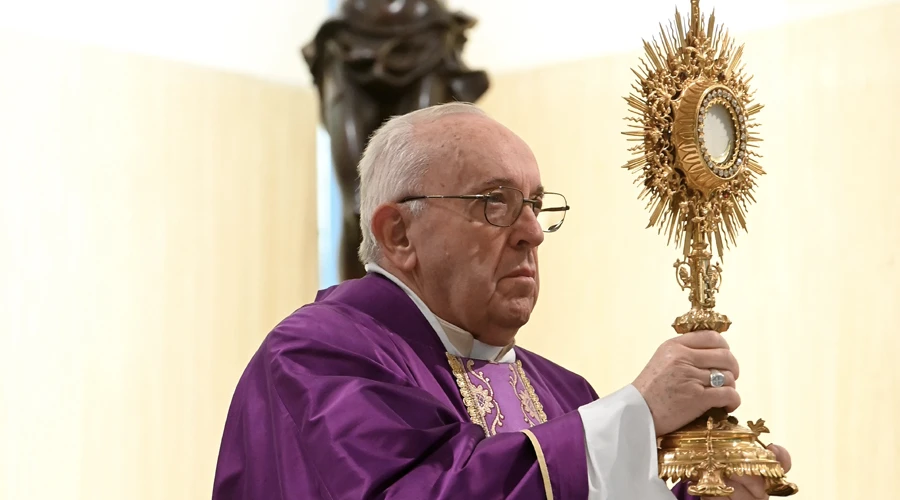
632 330 741 436
702 444 792 499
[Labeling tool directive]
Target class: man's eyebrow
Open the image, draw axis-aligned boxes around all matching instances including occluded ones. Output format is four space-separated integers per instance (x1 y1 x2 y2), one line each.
474 178 545 197
475 177 516 191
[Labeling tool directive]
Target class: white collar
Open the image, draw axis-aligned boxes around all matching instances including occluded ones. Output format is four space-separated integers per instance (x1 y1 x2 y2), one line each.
365 262 516 363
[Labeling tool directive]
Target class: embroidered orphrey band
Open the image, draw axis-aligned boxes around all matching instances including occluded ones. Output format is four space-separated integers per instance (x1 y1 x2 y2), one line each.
446 353 491 436
446 353 547 437
513 360 548 424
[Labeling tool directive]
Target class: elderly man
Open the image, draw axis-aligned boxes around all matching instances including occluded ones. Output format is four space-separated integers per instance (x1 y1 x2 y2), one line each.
213 103 791 499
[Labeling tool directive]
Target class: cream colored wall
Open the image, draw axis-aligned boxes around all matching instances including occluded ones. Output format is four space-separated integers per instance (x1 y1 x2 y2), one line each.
481 3 899 498
0 0 328 85
451 0 900 77
0 32 318 500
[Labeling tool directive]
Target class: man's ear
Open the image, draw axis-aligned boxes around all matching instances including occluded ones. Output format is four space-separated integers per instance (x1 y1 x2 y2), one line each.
370 204 417 271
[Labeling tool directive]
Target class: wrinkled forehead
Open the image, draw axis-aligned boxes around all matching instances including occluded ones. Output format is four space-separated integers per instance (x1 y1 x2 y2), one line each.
418 115 542 196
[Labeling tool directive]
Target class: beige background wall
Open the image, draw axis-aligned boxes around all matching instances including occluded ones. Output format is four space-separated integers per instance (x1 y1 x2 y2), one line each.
481 3 899 498
2 2 898 499
0 33 319 499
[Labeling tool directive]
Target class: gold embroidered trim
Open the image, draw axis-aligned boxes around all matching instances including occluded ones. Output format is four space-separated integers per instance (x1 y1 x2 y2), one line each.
509 364 536 427
470 364 503 435
447 353 505 436
522 429 554 500
513 360 548 424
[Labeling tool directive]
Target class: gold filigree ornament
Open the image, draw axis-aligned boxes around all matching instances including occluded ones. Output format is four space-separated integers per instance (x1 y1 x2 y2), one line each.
622 0 798 496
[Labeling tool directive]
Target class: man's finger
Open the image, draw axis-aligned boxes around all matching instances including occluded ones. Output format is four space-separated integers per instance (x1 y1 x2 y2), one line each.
676 330 730 350
768 444 792 473
689 349 740 379
702 387 741 413
731 473 768 499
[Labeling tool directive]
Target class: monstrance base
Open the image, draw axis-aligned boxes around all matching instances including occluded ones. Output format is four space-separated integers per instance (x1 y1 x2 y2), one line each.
659 414 799 497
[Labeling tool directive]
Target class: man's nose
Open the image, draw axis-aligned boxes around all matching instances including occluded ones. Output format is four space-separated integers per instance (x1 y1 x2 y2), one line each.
511 206 545 248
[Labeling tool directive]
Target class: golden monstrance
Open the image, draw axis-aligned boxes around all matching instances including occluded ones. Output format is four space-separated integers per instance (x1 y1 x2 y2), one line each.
622 0 799 496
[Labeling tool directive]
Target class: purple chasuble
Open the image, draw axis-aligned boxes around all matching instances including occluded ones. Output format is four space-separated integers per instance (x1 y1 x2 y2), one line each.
212 273 696 499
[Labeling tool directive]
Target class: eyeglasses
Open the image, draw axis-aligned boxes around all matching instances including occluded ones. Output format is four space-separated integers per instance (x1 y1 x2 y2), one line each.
399 186 570 233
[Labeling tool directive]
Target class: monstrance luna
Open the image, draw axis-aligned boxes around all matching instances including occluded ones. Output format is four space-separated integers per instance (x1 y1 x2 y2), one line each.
621 0 799 496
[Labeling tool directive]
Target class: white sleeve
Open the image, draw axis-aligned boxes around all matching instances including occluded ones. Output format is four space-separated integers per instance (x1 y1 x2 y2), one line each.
576 384 676 500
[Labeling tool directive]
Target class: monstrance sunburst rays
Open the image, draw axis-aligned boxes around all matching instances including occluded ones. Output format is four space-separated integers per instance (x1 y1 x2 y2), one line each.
622 1 764 260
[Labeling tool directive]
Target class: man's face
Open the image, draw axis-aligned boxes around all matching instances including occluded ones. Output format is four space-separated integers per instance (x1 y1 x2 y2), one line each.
407 115 545 346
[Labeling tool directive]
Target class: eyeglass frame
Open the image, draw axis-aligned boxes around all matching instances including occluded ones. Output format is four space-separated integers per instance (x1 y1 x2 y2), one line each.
397 186 570 233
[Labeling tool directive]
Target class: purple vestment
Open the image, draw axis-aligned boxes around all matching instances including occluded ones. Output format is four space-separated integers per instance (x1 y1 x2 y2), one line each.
213 273 696 499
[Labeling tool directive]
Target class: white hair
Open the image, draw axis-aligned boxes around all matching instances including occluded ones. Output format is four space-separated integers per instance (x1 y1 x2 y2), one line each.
357 101 488 265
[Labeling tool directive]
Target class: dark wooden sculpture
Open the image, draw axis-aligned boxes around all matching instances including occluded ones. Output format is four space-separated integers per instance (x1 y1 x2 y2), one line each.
302 0 490 281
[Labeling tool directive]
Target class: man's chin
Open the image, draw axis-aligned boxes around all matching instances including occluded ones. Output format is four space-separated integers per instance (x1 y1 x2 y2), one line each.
497 297 535 327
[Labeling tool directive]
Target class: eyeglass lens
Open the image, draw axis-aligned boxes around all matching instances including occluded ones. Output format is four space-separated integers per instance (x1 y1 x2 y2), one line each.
484 188 566 232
